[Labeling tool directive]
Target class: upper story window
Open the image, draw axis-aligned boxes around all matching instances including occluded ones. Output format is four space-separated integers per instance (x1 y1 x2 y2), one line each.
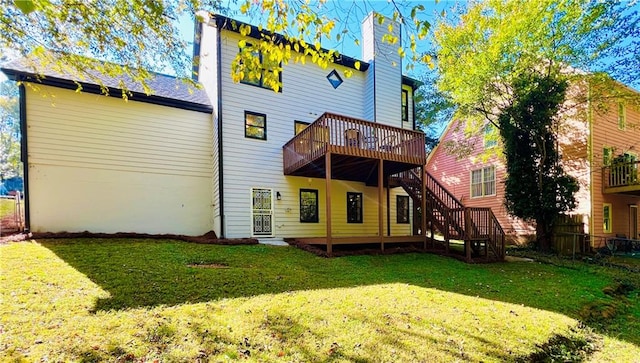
603 147 614 166
483 123 498 148
618 102 626 130
238 42 282 92
471 166 496 198
245 111 266 140
294 121 309 135
347 192 363 223
401 89 409 122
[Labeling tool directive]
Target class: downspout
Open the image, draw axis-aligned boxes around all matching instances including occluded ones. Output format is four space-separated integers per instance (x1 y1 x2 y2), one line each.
217 26 225 238
372 21 377 123
386 184 390 236
18 82 30 232
372 62 377 123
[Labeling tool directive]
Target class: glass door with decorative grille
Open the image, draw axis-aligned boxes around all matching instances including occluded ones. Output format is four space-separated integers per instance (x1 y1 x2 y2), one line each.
251 188 274 237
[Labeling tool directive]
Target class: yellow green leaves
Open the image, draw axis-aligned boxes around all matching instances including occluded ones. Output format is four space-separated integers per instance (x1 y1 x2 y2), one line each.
239 24 252 37
13 0 36 14
239 0 251 14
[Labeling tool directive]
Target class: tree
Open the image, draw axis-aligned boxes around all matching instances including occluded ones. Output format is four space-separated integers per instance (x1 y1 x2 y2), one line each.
433 0 639 249
499 73 578 251
0 80 21 181
1 0 433 94
414 71 455 151
435 0 639 121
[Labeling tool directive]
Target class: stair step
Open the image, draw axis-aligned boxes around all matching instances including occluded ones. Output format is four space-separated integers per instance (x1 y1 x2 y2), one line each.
257 238 288 246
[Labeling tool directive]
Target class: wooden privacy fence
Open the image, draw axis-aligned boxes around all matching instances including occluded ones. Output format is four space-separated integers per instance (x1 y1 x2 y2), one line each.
553 214 589 256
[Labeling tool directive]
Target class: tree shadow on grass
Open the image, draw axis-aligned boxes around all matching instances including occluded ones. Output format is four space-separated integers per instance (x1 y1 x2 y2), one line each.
39 238 639 347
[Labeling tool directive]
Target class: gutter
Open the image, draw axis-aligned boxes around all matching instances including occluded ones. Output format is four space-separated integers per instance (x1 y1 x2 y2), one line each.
18 83 30 232
217 26 225 238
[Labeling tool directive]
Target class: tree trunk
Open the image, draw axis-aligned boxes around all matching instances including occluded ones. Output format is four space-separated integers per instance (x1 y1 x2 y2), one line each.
536 219 553 252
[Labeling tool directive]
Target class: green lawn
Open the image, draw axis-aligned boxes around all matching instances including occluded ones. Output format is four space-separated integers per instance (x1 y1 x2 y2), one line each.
0 198 15 217
1 239 639 362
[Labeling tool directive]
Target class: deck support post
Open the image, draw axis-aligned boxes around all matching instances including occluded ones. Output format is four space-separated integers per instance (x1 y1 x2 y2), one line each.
325 152 332 255
422 166 427 249
378 158 384 251
465 207 472 262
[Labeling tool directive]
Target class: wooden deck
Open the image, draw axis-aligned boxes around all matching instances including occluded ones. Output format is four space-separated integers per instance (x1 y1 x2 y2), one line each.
283 112 426 182
603 161 640 195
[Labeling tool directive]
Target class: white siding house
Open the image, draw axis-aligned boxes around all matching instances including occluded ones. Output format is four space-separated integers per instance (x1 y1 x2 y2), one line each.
194 13 424 251
2 12 424 253
2 62 215 236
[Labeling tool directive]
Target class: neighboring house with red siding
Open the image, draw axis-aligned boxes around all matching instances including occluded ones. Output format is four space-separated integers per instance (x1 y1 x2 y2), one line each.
426 80 640 248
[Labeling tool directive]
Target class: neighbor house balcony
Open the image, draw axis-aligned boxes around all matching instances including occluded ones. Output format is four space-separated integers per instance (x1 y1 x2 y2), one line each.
283 112 426 185
603 161 640 195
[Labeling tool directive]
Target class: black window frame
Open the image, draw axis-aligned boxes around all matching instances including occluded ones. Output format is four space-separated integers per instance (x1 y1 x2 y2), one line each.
244 111 267 140
299 189 319 223
397 195 410 224
294 120 310 135
347 192 363 224
401 89 409 122
239 42 283 92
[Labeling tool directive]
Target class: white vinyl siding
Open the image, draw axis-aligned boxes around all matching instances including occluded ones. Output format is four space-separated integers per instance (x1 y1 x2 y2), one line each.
218 30 369 238
362 13 402 128
26 85 214 235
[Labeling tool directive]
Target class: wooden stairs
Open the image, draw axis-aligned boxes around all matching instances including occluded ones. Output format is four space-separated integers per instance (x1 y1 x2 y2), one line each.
391 168 505 262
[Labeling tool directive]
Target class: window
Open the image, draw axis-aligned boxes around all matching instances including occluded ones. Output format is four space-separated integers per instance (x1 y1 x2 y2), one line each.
245 111 266 140
603 203 612 233
401 89 409 122
300 189 319 223
471 166 496 197
239 43 282 91
603 147 614 166
294 121 309 135
397 195 410 224
326 69 343 89
347 192 363 223
618 103 626 130
484 123 498 148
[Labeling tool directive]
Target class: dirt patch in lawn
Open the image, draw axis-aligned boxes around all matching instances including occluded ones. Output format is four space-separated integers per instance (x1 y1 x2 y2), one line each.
0 213 24 238
187 263 230 269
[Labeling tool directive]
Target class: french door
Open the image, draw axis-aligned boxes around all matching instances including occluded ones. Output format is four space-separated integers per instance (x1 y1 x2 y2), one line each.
251 188 274 237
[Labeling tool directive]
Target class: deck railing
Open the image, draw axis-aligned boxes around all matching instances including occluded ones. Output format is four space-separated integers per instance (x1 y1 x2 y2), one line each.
283 112 426 174
603 161 640 189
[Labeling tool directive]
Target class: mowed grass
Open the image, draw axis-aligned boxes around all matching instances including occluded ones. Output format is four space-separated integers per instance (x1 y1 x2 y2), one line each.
0 198 15 217
1 239 639 362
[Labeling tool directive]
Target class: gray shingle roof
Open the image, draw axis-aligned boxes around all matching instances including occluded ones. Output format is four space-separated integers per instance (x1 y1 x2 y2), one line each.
1 58 212 113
